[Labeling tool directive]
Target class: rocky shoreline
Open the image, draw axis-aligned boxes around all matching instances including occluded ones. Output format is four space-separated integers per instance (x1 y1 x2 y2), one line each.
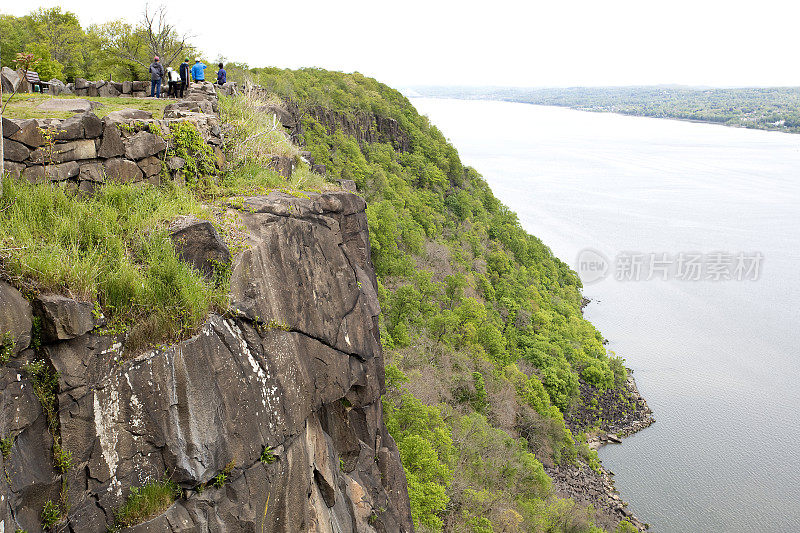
547 371 655 531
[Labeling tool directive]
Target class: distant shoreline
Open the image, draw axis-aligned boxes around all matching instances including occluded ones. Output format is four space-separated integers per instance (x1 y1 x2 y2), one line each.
411 94 800 136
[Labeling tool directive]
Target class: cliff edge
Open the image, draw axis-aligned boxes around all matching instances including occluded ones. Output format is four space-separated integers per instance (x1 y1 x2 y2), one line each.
0 190 413 532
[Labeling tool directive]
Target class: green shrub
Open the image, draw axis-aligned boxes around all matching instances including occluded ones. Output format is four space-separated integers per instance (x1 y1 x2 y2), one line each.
114 479 180 528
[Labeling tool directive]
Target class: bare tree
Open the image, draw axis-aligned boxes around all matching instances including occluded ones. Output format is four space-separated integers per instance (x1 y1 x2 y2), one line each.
102 5 193 69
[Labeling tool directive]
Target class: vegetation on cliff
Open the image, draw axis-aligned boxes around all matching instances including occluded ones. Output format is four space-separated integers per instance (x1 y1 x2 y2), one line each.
254 67 635 532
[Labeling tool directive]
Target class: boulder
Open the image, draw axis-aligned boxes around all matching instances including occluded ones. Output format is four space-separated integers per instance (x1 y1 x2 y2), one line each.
269 155 294 178
311 163 326 176
2 161 25 179
29 139 97 164
169 217 232 280
47 161 80 181
35 98 100 114
74 78 90 90
78 161 105 182
111 82 123 92
167 156 185 170
104 108 153 123
132 81 147 92
124 131 167 160
98 83 120 98
1 66 20 93
0 281 33 355
47 78 66 96
104 157 143 183
122 80 132 94
2 116 21 138
33 294 96 341
337 179 357 192
137 155 162 177
97 122 126 158
9 119 45 148
3 139 31 162
55 112 103 141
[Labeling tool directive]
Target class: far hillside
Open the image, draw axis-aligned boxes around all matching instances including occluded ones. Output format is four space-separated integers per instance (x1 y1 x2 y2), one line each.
414 85 800 133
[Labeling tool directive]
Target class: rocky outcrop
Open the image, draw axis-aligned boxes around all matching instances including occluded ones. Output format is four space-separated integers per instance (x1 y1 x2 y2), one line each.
0 191 413 533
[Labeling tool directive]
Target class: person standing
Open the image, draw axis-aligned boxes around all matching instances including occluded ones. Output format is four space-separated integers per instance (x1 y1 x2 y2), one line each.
149 56 164 98
166 67 180 98
179 58 190 98
191 58 206 82
216 63 227 85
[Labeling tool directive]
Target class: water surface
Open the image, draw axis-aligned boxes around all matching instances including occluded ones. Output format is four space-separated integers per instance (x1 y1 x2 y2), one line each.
412 97 800 532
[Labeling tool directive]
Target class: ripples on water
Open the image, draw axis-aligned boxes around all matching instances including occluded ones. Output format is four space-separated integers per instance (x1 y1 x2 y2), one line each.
412 98 800 532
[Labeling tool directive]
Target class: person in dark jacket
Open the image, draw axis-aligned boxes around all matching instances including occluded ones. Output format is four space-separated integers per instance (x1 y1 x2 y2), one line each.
149 56 164 98
179 58 190 98
216 63 227 85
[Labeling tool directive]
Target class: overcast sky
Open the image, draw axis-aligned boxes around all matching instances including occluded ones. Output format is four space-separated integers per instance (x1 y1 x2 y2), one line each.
5 0 800 88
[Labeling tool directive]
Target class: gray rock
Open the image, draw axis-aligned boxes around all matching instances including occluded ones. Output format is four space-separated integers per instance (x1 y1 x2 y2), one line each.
33 294 96 341
78 161 105 182
167 156 185 170
137 155 162 177
269 155 294 178
98 82 120 97
97 122 126 158
9 119 45 148
229 191 380 360
74 78 89 90
169 217 231 280
2 116 21 138
35 98 100 114
3 138 31 162
0 281 32 355
338 179 357 192
122 80 132 94
124 131 167 160
103 108 153 123
1 66 20 93
55 112 103 141
29 139 97 164
2 161 25 179
104 158 143 183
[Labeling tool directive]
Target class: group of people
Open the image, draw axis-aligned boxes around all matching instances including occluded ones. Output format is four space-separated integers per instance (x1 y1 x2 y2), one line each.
148 57 228 99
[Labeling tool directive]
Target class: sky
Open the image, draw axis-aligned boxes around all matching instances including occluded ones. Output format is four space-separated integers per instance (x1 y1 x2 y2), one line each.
4 0 800 88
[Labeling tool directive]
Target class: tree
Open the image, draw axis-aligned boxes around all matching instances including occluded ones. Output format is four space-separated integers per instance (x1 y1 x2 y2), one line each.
96 5 193 72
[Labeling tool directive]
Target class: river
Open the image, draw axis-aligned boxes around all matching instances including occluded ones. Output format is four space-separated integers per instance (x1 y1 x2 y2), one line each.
411 97 800 532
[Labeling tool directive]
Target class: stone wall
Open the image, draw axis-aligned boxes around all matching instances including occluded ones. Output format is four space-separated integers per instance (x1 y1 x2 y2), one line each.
1 82 225 192
0 190 414 533
0 67 238 99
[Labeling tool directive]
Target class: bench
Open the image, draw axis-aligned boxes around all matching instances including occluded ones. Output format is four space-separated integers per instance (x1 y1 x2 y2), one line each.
24 70 49 93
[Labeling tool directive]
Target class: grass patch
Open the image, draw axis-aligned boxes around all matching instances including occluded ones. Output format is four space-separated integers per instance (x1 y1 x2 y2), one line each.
219 87 300 165
0 178 225 352
114 478 179 528
1 93 171 120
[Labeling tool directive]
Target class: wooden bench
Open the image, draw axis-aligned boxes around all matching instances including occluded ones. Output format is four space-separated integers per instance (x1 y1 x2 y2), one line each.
24 70 49 93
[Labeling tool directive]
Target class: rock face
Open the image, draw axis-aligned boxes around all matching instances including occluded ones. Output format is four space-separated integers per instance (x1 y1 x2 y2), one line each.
0 191 413 533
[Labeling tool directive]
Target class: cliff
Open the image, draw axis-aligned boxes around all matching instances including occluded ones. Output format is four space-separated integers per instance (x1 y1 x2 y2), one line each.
0 190 413 532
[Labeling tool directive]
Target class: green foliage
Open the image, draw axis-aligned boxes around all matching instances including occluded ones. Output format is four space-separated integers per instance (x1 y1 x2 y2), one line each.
0 332 14 365
0 435 14 459
260 446 277 464
0 178 225 352
40 500 61 530
23 360 59 433
114 478 180 528
212 472 227 488
167 121 218 185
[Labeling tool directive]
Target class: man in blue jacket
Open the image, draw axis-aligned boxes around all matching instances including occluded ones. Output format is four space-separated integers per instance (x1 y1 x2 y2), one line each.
179 58 190 98
191 58 206 82
216 63 227 85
